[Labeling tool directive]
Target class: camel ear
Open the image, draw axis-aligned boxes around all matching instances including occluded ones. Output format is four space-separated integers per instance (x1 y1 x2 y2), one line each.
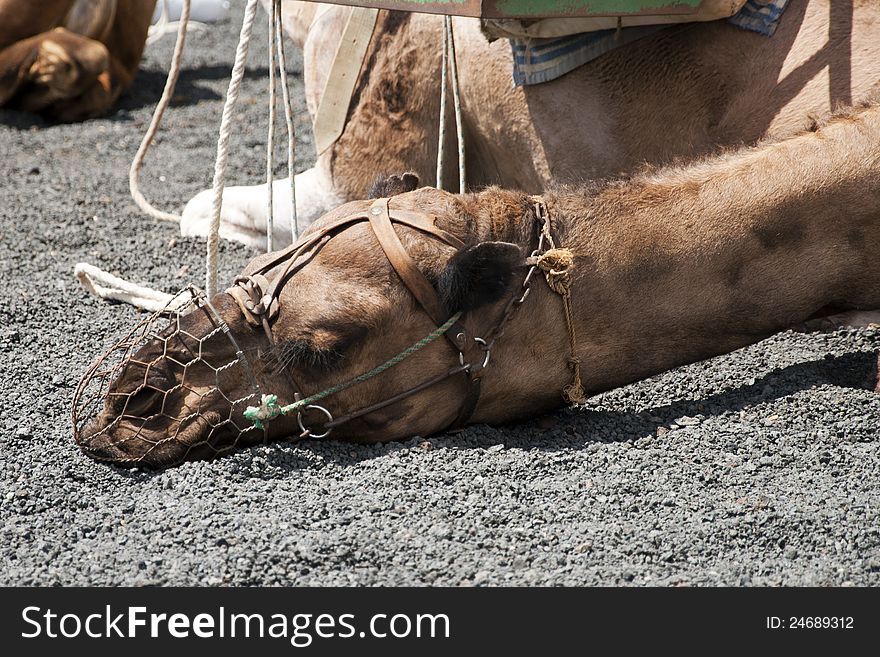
438 242 524 313
368 172 420 198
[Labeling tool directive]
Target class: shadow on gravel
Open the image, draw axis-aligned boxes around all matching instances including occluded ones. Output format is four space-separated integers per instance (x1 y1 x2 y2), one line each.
523 349 880 448
270 350 880 469
81 350 879 477
118 65 274 113
0 109 46 129
649 349 874 409
0 66 274 129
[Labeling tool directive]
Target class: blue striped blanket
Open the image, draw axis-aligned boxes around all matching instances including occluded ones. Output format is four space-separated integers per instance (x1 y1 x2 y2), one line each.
512 0 790 86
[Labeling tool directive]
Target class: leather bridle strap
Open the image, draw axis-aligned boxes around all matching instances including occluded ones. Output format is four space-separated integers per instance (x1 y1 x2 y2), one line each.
366 198 481 428
247 202 467 310
367 198 469 350
253 204 465 281
323 363 471 430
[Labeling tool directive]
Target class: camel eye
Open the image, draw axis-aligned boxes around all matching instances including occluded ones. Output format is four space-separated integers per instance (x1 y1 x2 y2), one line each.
267 322 369 373
269 339 345 372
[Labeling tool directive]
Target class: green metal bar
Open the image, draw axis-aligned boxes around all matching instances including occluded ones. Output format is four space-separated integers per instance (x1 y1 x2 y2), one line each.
493 0 702 18
298 0 704 20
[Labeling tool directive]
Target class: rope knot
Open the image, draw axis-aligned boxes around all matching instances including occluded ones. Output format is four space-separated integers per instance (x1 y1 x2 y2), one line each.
563 357 587 404
243 394 282 429
535 241 586 405
536 248 575 295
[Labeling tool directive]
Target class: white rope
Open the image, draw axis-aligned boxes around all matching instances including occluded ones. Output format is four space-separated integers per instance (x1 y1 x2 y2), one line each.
447 17 466 194
129 0 191 223
265 0 300 250
265 0 277 252
206 0 261 297
81 3 463 311
436 16 449 190
75 0 194 312
78 0 292 310
436 15 465 193
274 0 299 243
74 263 189 312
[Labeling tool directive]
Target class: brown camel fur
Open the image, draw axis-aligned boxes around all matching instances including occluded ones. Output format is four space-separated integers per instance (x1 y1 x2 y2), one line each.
182 0 880 248
0 0 156 122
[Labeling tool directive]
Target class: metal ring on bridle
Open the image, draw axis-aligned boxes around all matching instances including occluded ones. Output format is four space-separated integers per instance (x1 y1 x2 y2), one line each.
474 337 490 368
297 404 334 438
456 337 490 369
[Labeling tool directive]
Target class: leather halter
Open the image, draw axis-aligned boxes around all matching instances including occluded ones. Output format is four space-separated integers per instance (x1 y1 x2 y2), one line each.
225 197 498 436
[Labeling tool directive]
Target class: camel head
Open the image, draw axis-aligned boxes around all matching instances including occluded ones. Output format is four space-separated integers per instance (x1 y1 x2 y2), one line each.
74 181 538 468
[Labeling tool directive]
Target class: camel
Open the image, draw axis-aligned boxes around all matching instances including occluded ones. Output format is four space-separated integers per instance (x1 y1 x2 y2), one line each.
181 0 880 249
0 0 156 122
76 97 880 468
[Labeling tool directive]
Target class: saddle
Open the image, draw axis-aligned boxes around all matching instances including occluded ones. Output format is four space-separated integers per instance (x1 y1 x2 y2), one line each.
481 0 750 40
493 0 789 86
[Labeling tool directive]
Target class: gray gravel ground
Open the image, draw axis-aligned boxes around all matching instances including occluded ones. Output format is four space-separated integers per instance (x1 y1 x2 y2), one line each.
2 1 879 586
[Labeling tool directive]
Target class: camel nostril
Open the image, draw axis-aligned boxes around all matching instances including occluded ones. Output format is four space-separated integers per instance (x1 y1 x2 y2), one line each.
122 387 164 418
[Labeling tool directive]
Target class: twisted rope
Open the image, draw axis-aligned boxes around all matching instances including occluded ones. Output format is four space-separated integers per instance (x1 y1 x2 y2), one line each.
80 0 298 310
536 244 586 404
244 312 463 427
206 0 261 297
435 16 449 189
273 0 299 243
446 16 465 193
78 1 192 310
265 0 299 248
129 0 191 223
74 263 190 312
265 0 277 252
435 15 466 192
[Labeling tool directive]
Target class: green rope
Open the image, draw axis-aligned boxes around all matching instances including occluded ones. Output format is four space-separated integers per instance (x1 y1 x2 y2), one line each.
244 312 463 428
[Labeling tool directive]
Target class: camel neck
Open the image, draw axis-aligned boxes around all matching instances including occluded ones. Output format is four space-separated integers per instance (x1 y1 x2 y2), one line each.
472 104 880 419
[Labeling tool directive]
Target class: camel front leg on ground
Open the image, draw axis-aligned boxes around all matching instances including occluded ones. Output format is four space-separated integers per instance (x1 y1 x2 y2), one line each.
799 310 880 332
180 165 343 249
0 27 120 120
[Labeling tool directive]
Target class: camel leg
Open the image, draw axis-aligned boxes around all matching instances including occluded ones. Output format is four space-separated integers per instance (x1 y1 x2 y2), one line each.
0 27 121 121
0 36 42 105
799 309 880 331
180 165 343 249
0 0 76 47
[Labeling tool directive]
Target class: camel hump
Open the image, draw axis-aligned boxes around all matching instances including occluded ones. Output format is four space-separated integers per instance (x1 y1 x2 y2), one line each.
63 0 117 42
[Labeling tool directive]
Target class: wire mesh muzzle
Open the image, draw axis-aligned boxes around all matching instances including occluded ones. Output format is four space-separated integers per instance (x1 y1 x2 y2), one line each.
72 287 263 467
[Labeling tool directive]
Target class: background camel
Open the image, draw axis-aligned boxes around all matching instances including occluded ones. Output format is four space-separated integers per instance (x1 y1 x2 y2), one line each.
181 0 880 248
0 0 156 122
